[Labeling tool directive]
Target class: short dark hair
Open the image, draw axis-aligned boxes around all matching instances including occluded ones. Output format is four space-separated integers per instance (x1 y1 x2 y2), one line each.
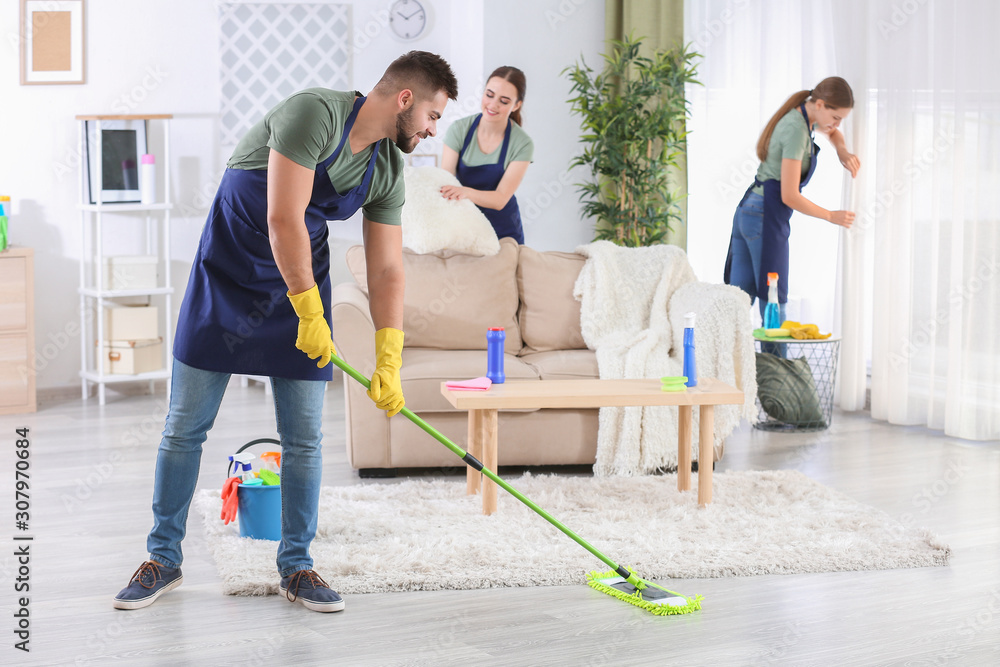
374 51 458 101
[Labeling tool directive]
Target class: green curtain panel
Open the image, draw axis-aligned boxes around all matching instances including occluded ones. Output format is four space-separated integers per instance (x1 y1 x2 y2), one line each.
605 0 688 249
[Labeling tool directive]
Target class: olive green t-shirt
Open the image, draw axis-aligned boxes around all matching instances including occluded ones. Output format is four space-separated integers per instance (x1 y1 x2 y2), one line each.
752 108 813 196
227 88 404 225
443 114 534 169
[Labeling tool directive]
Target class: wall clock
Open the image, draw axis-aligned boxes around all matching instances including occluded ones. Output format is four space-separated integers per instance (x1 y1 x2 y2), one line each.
389 0 429 41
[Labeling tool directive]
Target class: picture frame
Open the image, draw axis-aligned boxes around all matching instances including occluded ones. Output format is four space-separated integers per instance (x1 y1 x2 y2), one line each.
85 120 148 204
20 0 86 85
408 153 438 168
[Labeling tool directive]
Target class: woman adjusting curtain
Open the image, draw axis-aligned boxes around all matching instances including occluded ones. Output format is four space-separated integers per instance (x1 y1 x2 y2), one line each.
724 76 860 324
441 66 533 244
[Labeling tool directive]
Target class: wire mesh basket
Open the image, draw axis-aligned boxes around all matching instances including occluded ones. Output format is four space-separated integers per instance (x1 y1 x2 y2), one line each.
753 338 840 432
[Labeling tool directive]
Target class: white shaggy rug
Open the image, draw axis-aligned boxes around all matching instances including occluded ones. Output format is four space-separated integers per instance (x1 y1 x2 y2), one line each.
194 470 950 596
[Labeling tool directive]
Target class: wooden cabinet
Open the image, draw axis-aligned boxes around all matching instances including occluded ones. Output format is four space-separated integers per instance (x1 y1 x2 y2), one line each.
0 246 36 414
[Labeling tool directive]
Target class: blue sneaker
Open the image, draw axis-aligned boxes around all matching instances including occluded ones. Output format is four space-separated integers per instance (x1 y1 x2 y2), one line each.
113 561 183 610
279 570 345 613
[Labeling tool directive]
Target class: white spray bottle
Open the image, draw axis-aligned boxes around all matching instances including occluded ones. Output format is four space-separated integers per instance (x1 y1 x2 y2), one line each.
228 452 257 484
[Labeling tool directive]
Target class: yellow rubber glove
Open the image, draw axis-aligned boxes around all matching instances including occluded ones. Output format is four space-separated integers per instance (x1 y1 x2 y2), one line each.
368 327 405 417
288 285 336 368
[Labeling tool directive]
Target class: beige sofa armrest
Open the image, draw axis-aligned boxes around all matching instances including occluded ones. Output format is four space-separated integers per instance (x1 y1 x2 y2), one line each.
332 281 375 357
332 281 390 470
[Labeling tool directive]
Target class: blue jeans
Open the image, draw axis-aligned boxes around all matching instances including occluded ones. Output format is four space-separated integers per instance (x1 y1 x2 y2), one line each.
728 192 787 325
147 358 326 577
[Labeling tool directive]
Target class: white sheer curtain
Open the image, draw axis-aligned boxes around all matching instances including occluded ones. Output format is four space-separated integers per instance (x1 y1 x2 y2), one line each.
835 0 1000 439
686 0 1000 440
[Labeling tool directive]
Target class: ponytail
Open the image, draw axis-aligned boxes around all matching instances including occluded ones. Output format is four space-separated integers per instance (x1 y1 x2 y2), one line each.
756 90 811 162
756 77 855 162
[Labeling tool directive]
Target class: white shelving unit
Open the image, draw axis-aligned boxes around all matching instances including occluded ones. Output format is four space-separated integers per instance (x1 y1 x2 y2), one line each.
77 114 174 405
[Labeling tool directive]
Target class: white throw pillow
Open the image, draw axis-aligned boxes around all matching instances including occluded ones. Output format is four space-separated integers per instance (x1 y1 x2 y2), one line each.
401 166 500 256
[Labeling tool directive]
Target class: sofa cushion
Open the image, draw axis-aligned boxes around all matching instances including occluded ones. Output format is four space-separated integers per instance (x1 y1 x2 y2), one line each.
518 349 599 380
516 246 587 352
346 238 522 353
400 348 539 412
401 166 500 256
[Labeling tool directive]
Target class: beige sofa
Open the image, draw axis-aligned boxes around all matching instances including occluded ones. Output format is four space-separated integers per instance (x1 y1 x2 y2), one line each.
331 238 739 475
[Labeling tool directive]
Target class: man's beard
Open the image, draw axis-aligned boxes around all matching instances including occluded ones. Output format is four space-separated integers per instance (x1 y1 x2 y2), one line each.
394 106 420 154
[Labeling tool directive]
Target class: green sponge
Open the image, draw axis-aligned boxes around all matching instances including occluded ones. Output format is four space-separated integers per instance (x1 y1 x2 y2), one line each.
661 376 687 392
258 469 280 486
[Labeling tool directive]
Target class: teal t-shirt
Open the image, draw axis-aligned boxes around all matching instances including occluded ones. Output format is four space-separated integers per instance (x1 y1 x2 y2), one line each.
444 114 534 169
752 108 813 196
227 88 404 225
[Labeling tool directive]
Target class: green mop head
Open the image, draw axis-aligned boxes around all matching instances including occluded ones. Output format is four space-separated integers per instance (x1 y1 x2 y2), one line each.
587 568 703 616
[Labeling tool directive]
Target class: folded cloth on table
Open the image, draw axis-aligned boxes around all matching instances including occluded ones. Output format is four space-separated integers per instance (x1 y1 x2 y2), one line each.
781 321 832 340
445 376 493 391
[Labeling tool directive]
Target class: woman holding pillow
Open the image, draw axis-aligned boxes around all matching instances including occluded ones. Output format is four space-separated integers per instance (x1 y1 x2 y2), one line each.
441 66 534 244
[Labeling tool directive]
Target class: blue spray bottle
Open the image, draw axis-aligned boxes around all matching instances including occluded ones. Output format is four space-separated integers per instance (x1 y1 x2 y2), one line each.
487 327 505 384
683 312 697 388
763 272 781 330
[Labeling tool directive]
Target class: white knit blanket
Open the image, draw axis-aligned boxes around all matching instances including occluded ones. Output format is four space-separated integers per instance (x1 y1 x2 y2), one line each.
573 241 757 475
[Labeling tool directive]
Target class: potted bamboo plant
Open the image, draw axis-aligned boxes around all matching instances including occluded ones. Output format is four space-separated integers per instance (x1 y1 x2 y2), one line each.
564 35 701 247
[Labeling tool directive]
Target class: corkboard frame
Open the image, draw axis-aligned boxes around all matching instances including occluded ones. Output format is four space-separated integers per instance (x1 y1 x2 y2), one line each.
20 0 87 85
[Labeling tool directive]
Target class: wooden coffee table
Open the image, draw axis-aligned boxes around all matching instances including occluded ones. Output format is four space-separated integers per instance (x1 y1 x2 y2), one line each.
441 378 744 515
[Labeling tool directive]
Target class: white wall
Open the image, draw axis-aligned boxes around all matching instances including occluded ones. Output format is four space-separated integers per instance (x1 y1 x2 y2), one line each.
0 0 605 391
482 1 605 251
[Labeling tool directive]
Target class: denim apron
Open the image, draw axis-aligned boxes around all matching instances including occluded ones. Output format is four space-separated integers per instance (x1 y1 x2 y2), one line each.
724 104 818 305
455 114 524 244
174 95 380 381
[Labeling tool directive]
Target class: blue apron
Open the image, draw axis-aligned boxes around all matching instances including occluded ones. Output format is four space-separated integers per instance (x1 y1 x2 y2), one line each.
724 104 819 305
174 95 381 381
455 114 524 244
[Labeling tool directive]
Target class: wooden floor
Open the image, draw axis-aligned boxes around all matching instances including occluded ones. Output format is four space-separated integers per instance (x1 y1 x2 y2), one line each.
3 376 999 666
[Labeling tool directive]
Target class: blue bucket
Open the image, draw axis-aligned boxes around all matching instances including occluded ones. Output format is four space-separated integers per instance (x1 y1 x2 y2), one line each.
237 483 281 541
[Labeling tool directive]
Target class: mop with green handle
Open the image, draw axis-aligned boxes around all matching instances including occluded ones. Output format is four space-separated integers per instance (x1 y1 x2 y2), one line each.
330 353 702 615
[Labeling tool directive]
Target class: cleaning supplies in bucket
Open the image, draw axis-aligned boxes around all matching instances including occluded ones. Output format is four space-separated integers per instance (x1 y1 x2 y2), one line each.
221 438 283 541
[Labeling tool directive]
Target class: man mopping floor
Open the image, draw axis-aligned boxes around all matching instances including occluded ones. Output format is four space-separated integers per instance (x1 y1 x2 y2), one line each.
113 51 458 613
